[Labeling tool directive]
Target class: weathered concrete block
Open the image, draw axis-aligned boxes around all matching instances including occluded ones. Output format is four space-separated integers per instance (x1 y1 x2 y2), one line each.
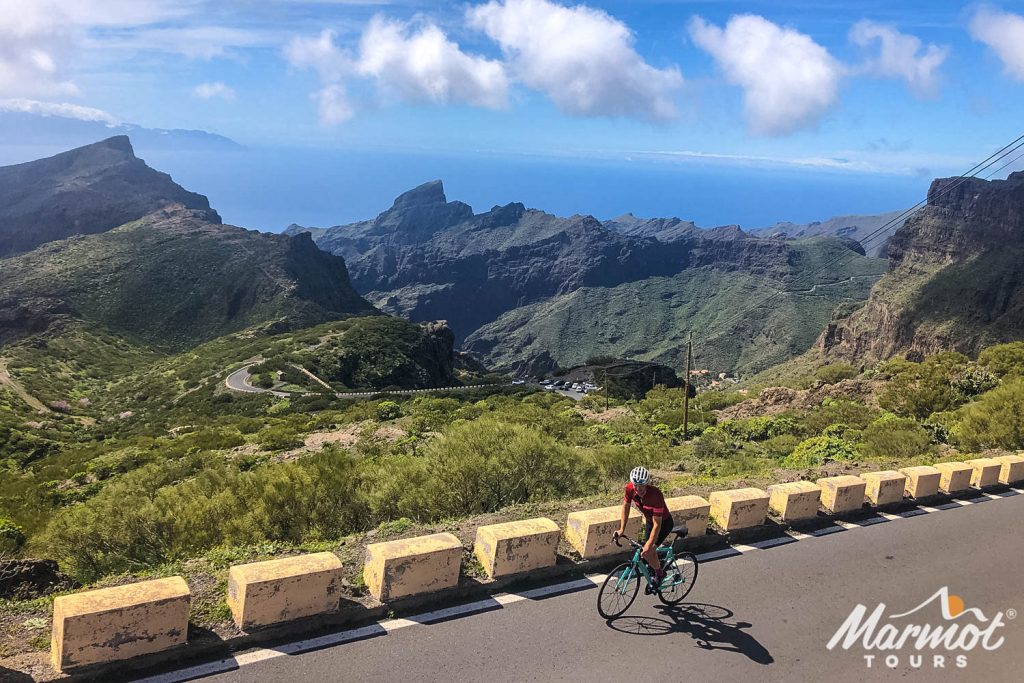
816 476 867 514
227 552 343 630
565 505 642 559
935 462 973 494
474 518 560 579
709 488 769 531
861 471 907 506
664 495 711 536
51 577 190 672
965 458 1001 488
767 481 821 522
993 454 1024 485
364 533 463 602
899 466 941 499
769 484 817 522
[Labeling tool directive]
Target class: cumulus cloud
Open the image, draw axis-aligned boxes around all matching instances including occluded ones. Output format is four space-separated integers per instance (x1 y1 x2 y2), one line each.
467 0 682 120
285 18 508 125
357 17 508 109
192 82 236 101
0 98 119 124
689 14 841 136
969 6 1024 81
850 21 947 96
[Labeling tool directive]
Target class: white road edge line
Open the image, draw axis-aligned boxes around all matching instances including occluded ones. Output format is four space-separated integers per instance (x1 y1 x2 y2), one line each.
835 520 860 530
787 530 812 540
877 512 902 521
918 505 940 513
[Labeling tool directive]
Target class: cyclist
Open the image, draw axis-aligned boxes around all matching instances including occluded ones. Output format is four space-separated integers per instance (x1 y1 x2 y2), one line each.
613 466 674 588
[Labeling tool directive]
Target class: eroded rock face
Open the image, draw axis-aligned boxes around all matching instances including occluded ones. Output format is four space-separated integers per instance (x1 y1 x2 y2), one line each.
819 172 1024 363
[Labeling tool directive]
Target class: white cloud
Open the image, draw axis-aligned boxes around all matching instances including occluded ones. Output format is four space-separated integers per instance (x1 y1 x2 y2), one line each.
285 18 508 124
357 17 508 108
192 81 236 101
0 0 200 99
850 21 947 96
99 26 273 60
313 83 355 124
0 98 119 124
284 29 353 82
969 6 1024 82
689 14 841 136
0 1 79 98
467 0 682 120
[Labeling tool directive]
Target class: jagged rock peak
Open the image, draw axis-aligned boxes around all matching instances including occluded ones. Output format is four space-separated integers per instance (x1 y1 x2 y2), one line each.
391 180 448 209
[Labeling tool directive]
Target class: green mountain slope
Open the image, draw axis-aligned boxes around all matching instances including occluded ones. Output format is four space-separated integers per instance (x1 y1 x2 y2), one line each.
0 206 376 351
466 240 885 376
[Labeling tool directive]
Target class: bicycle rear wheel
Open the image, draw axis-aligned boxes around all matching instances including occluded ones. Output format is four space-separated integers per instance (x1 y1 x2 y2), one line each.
597 563 640 618
657 552 698 605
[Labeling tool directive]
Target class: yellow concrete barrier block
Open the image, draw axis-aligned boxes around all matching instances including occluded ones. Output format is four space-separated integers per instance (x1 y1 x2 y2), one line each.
965 458 1001 488
364 533 463 602
816 475 867 514
993 454 1024 485
565 505 642 559
767 481 821 522
709 488 769 531
227 552 343 630
899 466 941 499
665 495 711 536
51 577 190 672
861 471 907 506
474 518 560 579
935 462 973 494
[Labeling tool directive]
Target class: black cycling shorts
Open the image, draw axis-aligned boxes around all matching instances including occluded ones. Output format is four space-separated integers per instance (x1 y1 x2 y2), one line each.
642 515 675 546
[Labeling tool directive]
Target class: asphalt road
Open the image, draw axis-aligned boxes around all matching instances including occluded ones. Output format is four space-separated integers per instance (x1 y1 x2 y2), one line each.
142 491 1024 683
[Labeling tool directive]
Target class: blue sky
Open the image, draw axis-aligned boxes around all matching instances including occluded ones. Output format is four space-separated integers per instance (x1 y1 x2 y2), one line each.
2 1 1024 228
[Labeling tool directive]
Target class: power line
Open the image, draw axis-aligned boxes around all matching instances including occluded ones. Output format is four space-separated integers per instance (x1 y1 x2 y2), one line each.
701 131 1024 342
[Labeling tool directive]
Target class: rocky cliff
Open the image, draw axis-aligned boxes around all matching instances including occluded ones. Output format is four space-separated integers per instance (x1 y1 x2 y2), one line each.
0 136 219 257
290 182 886 375
819 172 1024 362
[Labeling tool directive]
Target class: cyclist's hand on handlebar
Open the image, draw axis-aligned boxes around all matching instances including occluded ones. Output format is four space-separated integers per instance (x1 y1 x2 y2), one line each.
612 529 623 546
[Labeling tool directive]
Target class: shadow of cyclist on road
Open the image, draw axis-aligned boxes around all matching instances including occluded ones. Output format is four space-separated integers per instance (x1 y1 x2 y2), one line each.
604 602 773 665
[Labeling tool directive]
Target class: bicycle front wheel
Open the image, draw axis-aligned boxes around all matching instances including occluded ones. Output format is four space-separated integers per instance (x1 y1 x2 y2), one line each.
597 562 640 618
657 552 698 605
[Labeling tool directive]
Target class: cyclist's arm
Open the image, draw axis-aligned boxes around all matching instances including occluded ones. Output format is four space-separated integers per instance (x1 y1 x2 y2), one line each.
616 498 630 535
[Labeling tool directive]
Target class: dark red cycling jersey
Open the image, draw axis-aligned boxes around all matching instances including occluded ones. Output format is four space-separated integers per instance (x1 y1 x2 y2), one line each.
624 483 669 524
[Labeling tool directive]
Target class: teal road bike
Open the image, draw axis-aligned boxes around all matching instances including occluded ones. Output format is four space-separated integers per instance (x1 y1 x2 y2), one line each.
597 529 699 619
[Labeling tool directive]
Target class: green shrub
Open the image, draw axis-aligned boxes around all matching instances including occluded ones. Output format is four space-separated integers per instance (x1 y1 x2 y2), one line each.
953 379 1024 451
815 363 858 385
256 425 303 451
0 516 26 552
419 417 592 516
376 401 402 421
783 436 858 468
978 342 1024 378
860 414 932 459
878 352 971 419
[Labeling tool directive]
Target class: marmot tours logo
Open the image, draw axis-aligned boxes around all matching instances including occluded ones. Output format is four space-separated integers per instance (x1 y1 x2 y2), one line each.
827 587 1015 670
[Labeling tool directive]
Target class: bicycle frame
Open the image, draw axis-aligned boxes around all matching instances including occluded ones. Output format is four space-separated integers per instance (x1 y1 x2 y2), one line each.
612 536 681 593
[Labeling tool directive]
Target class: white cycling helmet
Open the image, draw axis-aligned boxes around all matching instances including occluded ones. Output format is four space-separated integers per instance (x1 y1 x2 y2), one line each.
629 466 650 486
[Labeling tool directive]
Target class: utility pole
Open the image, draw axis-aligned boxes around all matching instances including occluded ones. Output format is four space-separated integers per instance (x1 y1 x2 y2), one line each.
683 333 693 440
604 368 609 411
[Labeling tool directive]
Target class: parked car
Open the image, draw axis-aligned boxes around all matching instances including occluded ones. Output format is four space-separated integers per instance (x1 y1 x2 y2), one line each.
511 379 526 385
539 379 551 385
